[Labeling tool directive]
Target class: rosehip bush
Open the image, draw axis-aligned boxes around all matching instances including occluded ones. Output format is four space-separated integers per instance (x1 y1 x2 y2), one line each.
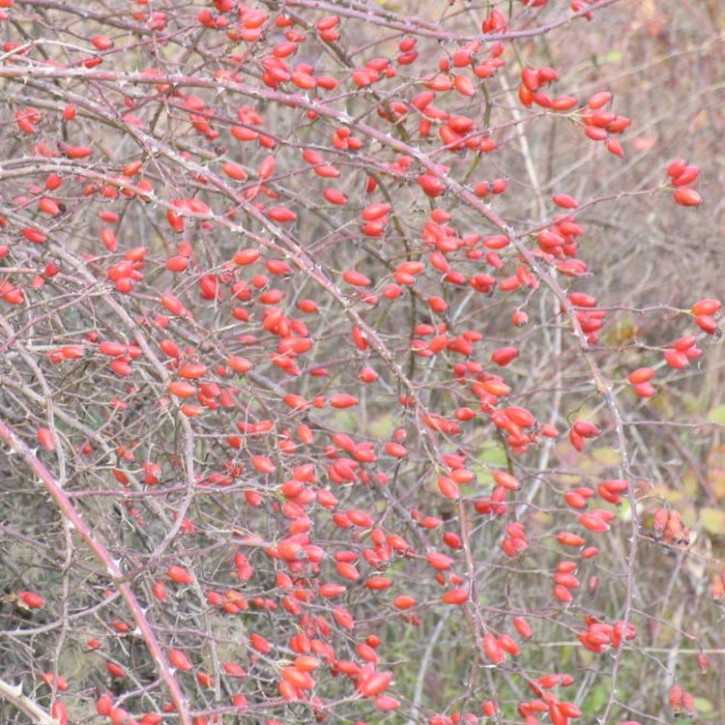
0 1 723 724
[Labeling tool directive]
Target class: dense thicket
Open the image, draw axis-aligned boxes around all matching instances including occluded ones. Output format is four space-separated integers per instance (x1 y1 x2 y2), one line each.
1 1 723 724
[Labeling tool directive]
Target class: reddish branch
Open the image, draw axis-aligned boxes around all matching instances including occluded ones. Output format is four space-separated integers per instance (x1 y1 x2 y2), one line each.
0 420 193 725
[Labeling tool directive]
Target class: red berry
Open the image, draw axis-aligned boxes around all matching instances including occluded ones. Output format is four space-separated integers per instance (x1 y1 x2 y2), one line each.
19 591 45 609
673 187 702 206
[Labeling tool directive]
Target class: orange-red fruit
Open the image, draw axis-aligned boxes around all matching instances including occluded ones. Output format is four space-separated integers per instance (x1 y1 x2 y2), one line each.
167 565 193 584
482 633 504 665
92 35 114 50
634 382 656 398
222 161 248 180
513 617 533 638
106 663 125 679
482 700 498 717
168 649 193 671
228 356 253 374
50 701 68 725
294 655 321 672
96 695 113 716
329 393 358 408
427 552 453 570
257 155 276 180
281 666 315 690
552 193 578 209
418 174 446 197
23 228 47 244
168 381 196 398
587 91 612 109
437 476 460 500
251 455 275 473
37 427 55 451
453 74 475 97
691 298 721 316
556 531 585 547
39 197 61 216
342 270 370 287
628 367 654 384
319 583 346 598
664 349 688 369
393 595 417 609
606 138 624 156
441 588 469 605
19 591 45 608
673 188 702 207
572 420 601 438
323 188 347 205
675 335 697 352
498 633 520 657
385 441 406 458
551 95 577 111
493 470 520 490
668 684 684 712
366 576 392 590
234 248 261 266
63 145 93 158
584 126 607 141
553 584 573 603
161 293 184 316
41 672 68 691
374 695 400 711
362 203 391 221
671 165 700 187
491 346 518 366
558 702 582 718
667 158 687 178
166 255 189 273
695 314 719 334
358 670 393 697
249 633 271 653
179 363 207 380
564 491 588 509
579 512 610 533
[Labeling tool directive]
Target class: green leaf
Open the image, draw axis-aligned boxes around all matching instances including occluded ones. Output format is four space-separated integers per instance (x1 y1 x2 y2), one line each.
590 445 622 467
476 443 508 467
707 404 725 424
700 507 725 535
